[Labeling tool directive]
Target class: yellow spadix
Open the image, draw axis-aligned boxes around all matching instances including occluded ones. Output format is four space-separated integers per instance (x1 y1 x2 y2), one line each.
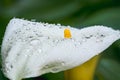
64 28 72 38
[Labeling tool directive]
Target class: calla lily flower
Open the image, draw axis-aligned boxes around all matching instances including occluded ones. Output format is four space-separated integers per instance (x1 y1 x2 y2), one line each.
1 18 120 80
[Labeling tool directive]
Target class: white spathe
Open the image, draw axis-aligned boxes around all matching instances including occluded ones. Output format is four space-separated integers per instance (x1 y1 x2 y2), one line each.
1 18 120 80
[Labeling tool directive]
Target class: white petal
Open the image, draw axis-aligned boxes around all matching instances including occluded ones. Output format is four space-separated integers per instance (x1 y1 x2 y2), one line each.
1 18 120 80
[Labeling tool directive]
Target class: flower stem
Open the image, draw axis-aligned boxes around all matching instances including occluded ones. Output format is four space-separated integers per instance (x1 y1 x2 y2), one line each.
64 55 100 80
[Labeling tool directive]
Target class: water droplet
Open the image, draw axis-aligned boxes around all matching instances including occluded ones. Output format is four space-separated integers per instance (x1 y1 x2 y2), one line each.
27 23 30 25
26 27 30 30
51 68 59 73
57 24 61 26
31 19 36 22
23 24 27 26
53 40 59 43
29 36 33 38
32 22 37 25
37 34 43 37
21 18 25 20
96 39 102 42
67 26 70 28
22 39 26 42
82 39 86 42
18 30 21 32
90 35 93 37
15 31 18 34
42 65 49 69
59 26 62 29
6 67 10 72
16 54 20 57
78 42 81 45
47 37 50 39
26 49 30 53
85 36 90 39
33 30 36 32
58 58 61 60
61 62 65 66
24 55 27 57
10 65 13 68
38 49 42 53
30 40 39 45
100 34 105 37
70 38 74 41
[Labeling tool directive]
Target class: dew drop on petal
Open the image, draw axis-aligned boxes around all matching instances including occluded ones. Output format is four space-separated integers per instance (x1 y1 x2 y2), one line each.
51 68 59 73
30 40 39 46
61 62 65 66
38 49 42 53
31 19 36 22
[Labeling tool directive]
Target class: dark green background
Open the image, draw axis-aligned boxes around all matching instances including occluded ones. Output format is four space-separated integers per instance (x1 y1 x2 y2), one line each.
0 0 120 80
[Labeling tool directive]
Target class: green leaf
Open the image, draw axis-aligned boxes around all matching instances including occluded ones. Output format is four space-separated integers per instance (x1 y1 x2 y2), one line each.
96 59 120 80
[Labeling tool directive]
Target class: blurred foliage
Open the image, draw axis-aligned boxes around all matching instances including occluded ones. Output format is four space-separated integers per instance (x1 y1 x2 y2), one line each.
0 0 120 80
